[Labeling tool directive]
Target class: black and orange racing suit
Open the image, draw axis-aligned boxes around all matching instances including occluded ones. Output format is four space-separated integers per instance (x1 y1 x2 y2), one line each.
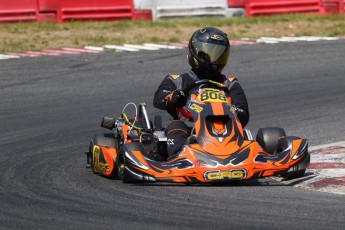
153 70 249 157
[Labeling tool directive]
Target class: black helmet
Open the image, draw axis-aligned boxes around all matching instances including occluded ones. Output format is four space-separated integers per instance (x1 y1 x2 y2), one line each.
188 27 230 78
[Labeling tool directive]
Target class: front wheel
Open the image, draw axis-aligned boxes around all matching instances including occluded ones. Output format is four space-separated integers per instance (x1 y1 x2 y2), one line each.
256 127 286 155
278 136 309 180
116 142 147 183
116 152 126 181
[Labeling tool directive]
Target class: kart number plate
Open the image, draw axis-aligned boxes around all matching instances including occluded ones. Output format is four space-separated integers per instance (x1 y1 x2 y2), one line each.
198 91 227 103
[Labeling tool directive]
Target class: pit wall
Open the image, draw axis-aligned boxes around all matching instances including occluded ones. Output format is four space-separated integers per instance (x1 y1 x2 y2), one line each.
0 0 344 23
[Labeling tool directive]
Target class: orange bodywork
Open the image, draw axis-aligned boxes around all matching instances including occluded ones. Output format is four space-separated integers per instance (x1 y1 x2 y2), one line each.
92 145 118 177
91 84 309 183
122 138 308 183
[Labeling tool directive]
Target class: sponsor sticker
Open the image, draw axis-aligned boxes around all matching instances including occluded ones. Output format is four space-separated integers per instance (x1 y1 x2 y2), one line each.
211 34 224 40
93 146 110 173
189 103 203 113
204 169 246 180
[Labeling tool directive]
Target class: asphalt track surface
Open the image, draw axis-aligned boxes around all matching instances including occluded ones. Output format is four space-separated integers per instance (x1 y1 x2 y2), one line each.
1 40 345 229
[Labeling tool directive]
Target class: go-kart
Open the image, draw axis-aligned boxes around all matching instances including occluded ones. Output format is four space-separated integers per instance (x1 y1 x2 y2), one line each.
85 80 310 183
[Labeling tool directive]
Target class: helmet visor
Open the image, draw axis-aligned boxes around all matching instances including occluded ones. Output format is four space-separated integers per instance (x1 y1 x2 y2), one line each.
191 38 229 66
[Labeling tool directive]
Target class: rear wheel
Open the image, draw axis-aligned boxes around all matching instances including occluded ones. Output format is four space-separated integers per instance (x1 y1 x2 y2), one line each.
256 127 286 154
89 133 119 177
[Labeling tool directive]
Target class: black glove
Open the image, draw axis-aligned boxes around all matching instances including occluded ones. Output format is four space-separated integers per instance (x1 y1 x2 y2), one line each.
230 104 238 115
167 90 187 108
230 104 244 116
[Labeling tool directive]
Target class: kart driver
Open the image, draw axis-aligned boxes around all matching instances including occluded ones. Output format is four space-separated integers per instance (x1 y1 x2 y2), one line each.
153 27 249 157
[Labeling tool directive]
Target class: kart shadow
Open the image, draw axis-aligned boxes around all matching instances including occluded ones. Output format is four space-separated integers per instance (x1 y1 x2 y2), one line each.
129 172 318 187
276 171 318 186
130 179 286 187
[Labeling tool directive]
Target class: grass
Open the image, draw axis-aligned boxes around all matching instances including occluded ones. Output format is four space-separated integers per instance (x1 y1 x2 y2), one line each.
0 14 345 53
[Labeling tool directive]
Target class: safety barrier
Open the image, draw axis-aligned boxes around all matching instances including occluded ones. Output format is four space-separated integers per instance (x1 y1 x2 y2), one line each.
245 0 321 16
228 0 246 7
226 1 246 17
320 0 345 14
37 0 135 22
134 0 228 20
0 0 37 22
1 0 344 23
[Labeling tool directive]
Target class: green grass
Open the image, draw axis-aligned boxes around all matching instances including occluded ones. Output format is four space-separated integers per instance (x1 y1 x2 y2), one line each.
0 14 344 53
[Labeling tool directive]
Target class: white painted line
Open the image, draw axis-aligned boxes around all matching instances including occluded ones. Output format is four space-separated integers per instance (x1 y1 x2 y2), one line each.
257 36 340 44
281 37 310 42
320 37 339 41
104 45 139 52
300 36 338 41
0 54 20 59
123 44 160 50
63 48 102 53
257 37 291 43
256 38 280 44
277 37 299 42
143 43 182 49
292 36 337 41
84 46 104 51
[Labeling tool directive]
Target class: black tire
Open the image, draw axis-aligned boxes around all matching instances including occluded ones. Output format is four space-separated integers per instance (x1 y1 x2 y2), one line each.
154 115 163 131
89 133 119 177
116 151 126 181
278 136 309 180
117 142 147 183
276 135 299 153
256 127 286 155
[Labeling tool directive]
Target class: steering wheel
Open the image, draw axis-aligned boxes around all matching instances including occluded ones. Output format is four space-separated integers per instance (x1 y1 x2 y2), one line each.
185 79 227 92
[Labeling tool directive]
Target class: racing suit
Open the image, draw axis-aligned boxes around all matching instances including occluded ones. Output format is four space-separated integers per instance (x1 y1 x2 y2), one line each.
153 70 249 157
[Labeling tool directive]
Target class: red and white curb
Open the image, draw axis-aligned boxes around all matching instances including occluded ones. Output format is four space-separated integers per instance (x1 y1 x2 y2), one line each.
256 36 339 44
275 141 345 195
1 36 344 61
2 47 103 59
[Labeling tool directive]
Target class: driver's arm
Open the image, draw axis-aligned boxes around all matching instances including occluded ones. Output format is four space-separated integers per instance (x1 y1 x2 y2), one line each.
153 76 179 119
227 81 250 128
154 74 196 119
